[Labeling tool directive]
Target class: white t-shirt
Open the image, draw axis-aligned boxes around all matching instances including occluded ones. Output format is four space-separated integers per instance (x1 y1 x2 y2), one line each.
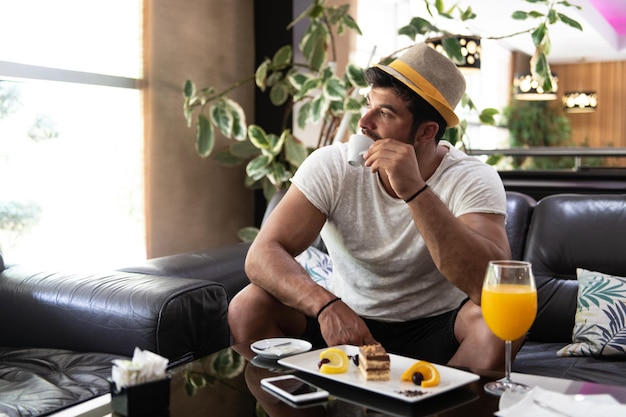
291 141 506 322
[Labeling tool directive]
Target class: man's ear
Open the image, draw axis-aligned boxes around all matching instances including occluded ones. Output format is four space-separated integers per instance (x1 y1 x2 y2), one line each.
415 121 440 143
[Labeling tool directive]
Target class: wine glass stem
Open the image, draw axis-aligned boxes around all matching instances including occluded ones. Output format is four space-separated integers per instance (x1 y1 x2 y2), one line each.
504 340 512 385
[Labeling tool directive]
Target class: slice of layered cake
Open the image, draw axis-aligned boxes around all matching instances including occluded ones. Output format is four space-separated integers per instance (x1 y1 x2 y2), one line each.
358 344 390 381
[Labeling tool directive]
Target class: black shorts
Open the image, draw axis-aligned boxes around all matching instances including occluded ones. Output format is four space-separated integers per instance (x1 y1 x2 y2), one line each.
301 298 469 364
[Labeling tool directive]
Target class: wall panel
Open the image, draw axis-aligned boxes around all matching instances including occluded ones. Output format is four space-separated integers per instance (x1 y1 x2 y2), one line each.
552 61 626 149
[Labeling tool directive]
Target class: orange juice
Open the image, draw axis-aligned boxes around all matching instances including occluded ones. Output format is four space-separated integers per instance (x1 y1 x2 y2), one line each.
481 284 537 341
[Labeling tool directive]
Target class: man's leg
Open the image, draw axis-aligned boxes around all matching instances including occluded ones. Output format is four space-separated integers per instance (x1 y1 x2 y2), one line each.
448 300 525 371
228 283 308 344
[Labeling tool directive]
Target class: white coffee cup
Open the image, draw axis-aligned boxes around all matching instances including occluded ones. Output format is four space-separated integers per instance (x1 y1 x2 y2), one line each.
347 134 374 167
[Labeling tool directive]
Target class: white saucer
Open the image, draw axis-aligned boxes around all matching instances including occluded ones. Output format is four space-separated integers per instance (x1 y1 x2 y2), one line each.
250 338 312 359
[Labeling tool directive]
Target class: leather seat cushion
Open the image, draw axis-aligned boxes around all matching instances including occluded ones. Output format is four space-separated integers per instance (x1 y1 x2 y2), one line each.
0 347 128 417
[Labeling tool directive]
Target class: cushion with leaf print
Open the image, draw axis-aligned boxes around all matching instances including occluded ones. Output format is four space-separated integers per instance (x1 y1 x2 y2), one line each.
295 246 332 290
557 268 626 357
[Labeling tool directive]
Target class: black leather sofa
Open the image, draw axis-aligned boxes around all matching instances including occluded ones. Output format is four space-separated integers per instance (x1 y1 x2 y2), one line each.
2 190 625 416
122 190 626 387
0 264 229 416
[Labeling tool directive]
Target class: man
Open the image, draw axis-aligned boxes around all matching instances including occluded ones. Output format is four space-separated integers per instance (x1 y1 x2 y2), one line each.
228 42 511 370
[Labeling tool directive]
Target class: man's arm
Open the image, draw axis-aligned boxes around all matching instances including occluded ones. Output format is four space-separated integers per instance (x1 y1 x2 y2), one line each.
245 185 378 346
406 193 510 304
365 137 510 305
245 185 332 317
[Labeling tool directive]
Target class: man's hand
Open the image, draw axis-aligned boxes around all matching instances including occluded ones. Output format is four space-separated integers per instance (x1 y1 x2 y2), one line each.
317 299 378 346
364 138 424 200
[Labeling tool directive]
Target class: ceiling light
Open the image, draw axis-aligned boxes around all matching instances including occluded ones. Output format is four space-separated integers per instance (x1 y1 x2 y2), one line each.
513 73 558 101
426 35 481 70
563 91 597 113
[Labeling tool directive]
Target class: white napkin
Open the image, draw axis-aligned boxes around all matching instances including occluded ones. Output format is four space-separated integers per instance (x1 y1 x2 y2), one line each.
496 386 625 417
111 347 169 392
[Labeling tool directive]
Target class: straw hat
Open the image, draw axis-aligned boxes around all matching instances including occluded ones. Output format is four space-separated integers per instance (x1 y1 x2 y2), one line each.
376 42 466 127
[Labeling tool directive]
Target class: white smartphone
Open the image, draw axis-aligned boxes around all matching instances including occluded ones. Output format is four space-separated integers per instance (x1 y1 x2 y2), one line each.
261 375 329 405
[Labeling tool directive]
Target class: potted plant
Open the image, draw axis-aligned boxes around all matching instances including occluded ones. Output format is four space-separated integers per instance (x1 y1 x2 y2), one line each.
501 99 573 169
182 0 583 238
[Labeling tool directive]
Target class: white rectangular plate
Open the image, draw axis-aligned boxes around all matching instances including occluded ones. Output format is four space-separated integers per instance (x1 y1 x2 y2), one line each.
278 345 479 403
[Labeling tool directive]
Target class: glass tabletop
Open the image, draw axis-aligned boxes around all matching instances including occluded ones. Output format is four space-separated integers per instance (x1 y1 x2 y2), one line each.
61 342 626 417
166 342 498 417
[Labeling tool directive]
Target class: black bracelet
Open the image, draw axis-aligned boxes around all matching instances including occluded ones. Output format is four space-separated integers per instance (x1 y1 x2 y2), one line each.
404 184 428 203
316 297 341 320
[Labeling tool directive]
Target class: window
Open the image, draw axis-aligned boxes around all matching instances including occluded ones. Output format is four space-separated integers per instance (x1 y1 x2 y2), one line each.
0 0 144 268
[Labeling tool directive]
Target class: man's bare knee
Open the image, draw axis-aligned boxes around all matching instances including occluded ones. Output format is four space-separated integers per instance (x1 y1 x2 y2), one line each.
228 284 307 344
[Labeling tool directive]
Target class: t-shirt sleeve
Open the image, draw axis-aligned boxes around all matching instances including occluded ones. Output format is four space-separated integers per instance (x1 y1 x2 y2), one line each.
290 143 346 217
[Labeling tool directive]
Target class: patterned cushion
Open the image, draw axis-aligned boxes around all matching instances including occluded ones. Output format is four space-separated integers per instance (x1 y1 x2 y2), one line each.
557 268 626 357
295 246 332 290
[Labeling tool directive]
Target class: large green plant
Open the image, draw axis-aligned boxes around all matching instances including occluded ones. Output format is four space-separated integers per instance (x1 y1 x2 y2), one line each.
502 100 573 169
183 0 365 202
182 0 583 199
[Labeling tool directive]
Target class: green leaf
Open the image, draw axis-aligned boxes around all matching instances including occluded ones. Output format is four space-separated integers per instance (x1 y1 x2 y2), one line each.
270 81 290 106
262 178 276 201
246 154 272 181
348 112 361 133
210 100 234 138
237 227 259 243
183 79 194 98
266 71 283 88
398 25 417 41
267 132 285 156
272 45 292 68
297 101 312 129
287 3 315 30
341 14 362 35
434 0 445 14
230 139 259 159
214 148 245 166
267 163 289 187
344 96 363 112
224 98 247 141
308 38 327 72
196 114 215 157
300 23 328 71
459 6 477 21
442 36 464 65
345 63 367 88
558 13 583 31
531 23 547 46
322 77 346 100
442 125 459 146
248 124 269 150
409 16 436 34
294 77 321 101
479 108 499 125
310 94 329 123
547 8 557 24
255 59 270 91
285 135 309 167
511 11 528 20
327 4 348 24
288 72 310 90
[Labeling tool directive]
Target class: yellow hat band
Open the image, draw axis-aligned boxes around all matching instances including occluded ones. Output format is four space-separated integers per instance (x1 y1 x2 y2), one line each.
389 60 449 106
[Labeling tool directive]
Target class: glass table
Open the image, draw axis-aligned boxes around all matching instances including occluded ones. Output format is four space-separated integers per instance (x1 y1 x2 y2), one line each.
53 342 626 417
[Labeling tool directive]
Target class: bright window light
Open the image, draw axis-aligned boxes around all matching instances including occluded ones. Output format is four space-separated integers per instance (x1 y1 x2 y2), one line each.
0 0 144 269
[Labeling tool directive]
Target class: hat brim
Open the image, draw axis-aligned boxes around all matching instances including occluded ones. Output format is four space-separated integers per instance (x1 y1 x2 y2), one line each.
376 63 460 127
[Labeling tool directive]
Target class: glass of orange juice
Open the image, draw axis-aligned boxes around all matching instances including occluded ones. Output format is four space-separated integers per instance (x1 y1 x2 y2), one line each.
481 260 537 396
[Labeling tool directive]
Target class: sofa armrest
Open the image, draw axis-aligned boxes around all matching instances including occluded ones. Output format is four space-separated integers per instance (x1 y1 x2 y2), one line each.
118 242 251 301
0 266 229 365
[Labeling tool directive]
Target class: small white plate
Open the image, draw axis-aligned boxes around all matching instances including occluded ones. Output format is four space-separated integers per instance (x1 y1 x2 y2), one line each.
251 338 313 359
